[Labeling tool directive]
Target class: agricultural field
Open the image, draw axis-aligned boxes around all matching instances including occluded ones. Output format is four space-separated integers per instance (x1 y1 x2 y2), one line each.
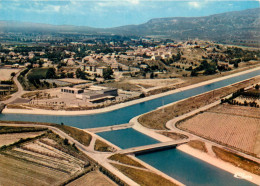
0 129 91 186
67 170 117 186
178 104 260 156
0 131 45 147
210 104 260 118
0 68 20 81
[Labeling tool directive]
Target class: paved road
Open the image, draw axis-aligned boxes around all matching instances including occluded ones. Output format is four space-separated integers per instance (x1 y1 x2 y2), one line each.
117 139 189 154
86 123 134 133
1 69 28 104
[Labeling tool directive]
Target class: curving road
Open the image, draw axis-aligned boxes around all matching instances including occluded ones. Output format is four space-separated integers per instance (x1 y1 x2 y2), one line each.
1 69 27 105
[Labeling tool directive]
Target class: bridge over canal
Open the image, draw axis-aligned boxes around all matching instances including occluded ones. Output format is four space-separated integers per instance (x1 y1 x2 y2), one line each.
86 123 134 133
118 139 189 155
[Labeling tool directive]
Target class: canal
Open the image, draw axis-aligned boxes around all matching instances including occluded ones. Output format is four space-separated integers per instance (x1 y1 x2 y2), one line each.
0 69 259 185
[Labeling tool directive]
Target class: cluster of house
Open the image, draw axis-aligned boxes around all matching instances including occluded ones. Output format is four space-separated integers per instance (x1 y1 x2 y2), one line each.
61 86 118 103
0 50 54 69
0 40 211 80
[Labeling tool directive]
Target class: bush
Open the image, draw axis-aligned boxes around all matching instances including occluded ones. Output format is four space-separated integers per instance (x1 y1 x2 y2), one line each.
63 138 69 145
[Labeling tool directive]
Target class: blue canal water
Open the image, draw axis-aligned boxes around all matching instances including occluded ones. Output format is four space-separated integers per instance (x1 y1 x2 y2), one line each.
137 149 255 186
98 128 159 149
0 69 259 129
99 128 256 186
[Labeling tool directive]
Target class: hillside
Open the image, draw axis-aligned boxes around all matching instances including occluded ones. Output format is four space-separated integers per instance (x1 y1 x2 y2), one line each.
0 8 259 44
107 8 260 42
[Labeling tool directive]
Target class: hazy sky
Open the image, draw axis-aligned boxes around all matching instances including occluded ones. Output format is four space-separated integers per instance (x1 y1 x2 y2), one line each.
0 1 259 28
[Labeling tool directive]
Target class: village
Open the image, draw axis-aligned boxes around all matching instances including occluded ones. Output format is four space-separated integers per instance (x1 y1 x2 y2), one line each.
0 39 259 110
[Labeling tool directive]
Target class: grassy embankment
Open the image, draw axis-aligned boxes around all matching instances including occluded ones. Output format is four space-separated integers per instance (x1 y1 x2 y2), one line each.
158 131 188 140
94 139 115 152
187 140 208 153
112 163 177 186
212 146 260 176
109 154 145 168
139 76 260 130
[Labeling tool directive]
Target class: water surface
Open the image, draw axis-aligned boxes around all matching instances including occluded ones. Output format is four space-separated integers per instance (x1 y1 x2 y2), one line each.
0 69 259 129
137 149 256 186
98 128 159 149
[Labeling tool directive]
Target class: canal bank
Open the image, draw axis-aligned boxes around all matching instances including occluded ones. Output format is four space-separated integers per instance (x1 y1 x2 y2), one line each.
0 67 260 129
2 66 260 116
1 67 260 185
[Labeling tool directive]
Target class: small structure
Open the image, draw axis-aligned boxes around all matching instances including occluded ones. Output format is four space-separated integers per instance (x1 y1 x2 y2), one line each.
76 88 118 103
61 87 84 94
11 64 19 68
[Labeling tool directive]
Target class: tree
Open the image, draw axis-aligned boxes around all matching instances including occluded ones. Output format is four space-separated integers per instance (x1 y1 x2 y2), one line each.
234 62 239 68
191 70 198 76
11 72 16 77
150 72 154 79
76 68 86 79
103 67 113 79
46 68 56 79
63 138 69 145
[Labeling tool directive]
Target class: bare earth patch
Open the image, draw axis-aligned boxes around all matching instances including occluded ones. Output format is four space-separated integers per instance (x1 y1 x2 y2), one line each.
0 69 20 81
128 78 183 88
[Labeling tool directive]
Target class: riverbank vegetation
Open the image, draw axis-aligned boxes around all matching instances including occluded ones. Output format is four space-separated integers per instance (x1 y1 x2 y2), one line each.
157 131 188 140
212 146 260 176
111 163 177 186
187 140 208 153
94 139 115 152
109 154 145 168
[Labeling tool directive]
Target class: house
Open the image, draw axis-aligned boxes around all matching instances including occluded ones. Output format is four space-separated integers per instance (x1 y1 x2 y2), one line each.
96 66 107 77
161 54 170 59
111 63 119 71
151 55 161 60
11 64 19 68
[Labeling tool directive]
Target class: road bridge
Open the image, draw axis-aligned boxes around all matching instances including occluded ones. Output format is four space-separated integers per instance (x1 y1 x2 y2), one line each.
117 139 189 155
85 123 134 133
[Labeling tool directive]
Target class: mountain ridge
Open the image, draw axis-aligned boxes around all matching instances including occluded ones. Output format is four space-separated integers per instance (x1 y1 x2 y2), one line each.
0 8 259 43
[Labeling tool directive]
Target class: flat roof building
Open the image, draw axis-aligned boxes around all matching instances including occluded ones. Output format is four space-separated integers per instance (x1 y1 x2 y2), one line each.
61 87 84 94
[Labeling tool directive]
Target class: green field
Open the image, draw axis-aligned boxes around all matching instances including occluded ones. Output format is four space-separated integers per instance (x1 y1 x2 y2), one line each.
27 68 56 80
